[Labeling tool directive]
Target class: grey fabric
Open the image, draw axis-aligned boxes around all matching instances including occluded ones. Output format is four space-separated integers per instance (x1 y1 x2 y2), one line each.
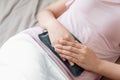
0 0 56 47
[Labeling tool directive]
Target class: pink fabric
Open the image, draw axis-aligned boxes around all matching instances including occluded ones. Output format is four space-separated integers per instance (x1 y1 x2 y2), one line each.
57 0 120 80
65 0 75 7
23 27 75 80
24 26 101 80
24 27 100 80
24 0 120 80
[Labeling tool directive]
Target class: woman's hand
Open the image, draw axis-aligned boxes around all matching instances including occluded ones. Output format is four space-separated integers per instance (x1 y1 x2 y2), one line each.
47 24 74 46
54 39 101 72
47 25 75 66
37 0 74 66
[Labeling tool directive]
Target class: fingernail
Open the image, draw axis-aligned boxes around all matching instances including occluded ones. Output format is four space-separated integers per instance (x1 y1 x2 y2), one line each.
60 54 65 58
59 40 62 43
71 62 74 66
75 41 78 43
69 61 74 66
59 54 63 57
55 48 59 52
54 45 57 48
63 58 66 61
55 48 59 51
54 45 60 48
56 40 59 43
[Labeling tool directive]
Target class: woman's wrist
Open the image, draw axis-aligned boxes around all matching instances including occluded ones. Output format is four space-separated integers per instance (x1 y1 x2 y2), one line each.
91 59 104 73
93 59 108 75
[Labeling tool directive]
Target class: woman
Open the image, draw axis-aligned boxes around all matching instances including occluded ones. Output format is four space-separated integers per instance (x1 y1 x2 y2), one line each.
38 0 120 79
0 0 120 80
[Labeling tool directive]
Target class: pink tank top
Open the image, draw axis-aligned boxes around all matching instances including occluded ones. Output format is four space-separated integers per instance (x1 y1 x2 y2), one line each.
57 0 120 79
25 0 120 80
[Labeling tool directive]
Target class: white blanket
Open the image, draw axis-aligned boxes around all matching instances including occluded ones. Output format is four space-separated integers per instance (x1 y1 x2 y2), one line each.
0 32 68 80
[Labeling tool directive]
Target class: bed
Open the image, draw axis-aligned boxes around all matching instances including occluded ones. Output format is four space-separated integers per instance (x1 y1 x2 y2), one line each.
0 0 56 47
0 0 117 80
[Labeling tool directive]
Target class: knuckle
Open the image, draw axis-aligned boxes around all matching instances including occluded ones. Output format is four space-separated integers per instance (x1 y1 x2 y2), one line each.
65 51 70 55
83 46 88 50
66 55 70 59
62 50 65 53
72 42 75 46
62 50 70 55
84 45 87 48
65 35 70 39
82 50 87 54
63 42 67 45
84 51 87 54
71 58 74 61
67 51 71 54
68 56 72 60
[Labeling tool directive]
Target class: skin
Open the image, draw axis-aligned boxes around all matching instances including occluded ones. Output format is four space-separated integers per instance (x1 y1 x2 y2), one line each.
37 0 120 79
37 0 74 65
54 39 120 80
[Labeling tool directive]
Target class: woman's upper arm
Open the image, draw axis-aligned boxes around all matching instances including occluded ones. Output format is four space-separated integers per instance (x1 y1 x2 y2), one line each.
45 0 69 18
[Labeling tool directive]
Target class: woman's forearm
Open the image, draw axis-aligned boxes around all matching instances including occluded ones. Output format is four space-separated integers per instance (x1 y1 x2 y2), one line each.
37 0 75 66
37 0 68 29
37 0 75 45
37 9 71 37
37 0 75 43
37 10 57 29
95 60 120 80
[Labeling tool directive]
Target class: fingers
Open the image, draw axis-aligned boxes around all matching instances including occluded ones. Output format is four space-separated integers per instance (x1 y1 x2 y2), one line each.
58 39 82 49
59 54 78 64
69 61 75 66
55 47 66 61
55 48 75 66
54 44 80 54
55 48 78 59
54 39 86 67
63 35 74 42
